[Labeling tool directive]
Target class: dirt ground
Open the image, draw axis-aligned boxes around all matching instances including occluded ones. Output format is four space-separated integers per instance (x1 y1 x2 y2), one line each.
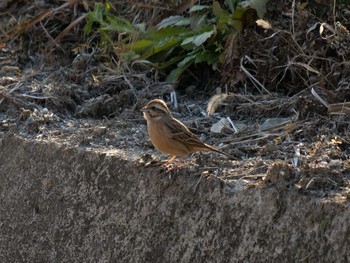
0 0 350 262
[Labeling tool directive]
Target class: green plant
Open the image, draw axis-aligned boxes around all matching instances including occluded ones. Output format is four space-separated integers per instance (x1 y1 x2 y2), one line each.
84 0 268 82
84 2 145 46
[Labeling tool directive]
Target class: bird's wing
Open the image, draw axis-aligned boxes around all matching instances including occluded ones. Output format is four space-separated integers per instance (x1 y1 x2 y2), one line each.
165 117 234 158
165 118 205 146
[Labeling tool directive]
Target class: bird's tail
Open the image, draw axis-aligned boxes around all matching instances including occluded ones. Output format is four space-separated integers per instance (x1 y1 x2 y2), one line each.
205 143 235 160
213 148 235 159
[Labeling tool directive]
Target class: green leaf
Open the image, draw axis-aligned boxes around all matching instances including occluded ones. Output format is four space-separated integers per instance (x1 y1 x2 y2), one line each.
167 60 194 82
139 37 183 59
224 0 241 12
166 67 186 83
181 30 214 47
190 12 208 31
134 23 146 33
124 51 139 62
231 5 245 19
193 30 214 46
178 53 196 67
103 16 135 33
189 5 210 12
128 39 154 52
105 0 111 13
89 3 106 23
181 36 195 46
212 1 230 19
166 53 198 82
102 23 134 33
194 51 217 64
155 55 186 69
157 16 191 29
145 27 193 41
84 3 106 35
83 21 93 35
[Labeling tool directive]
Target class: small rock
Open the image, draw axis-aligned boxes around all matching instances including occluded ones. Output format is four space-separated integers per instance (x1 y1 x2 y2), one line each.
72 54 88 70
185 85 197 98
260 118 290 131
25 116 39 133
260 142 278 154
264 161 294 186
92 126 107 137
18 109 31 122
63 127 77 134
42 108 49 115
0 76 17 85
210 118 232 134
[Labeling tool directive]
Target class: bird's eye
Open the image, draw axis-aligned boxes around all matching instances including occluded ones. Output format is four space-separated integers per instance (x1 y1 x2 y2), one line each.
151 106 157 111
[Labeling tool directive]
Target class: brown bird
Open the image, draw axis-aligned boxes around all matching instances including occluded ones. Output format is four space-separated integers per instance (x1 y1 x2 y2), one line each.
141 99 232 163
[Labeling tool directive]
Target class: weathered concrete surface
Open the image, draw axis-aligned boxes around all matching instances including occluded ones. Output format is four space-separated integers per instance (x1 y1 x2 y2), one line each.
0 134 349 263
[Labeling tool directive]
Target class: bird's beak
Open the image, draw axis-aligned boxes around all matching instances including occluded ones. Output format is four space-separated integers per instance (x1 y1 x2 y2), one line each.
141 107 149 112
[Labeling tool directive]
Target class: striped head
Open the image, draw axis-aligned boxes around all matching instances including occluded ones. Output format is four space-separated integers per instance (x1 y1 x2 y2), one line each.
141 99 172 122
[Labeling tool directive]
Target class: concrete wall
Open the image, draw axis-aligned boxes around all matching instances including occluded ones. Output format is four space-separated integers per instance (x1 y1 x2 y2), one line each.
0 135 349 262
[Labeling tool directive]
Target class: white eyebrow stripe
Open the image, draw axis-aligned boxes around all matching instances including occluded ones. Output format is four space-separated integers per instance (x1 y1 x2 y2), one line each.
150 104 168 113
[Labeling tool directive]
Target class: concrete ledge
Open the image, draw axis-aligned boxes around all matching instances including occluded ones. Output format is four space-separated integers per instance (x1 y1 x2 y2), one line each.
0 135 349 262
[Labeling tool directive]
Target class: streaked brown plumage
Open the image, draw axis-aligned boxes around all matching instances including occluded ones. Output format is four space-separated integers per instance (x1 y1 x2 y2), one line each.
141 99 232 163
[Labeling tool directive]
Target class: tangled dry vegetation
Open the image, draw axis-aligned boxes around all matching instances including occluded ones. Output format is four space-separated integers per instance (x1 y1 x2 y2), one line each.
0 0 349 198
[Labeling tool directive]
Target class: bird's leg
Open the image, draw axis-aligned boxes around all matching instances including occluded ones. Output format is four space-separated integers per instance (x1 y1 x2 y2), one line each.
158 155 183 176
165 155 177 164
161 155 178 172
